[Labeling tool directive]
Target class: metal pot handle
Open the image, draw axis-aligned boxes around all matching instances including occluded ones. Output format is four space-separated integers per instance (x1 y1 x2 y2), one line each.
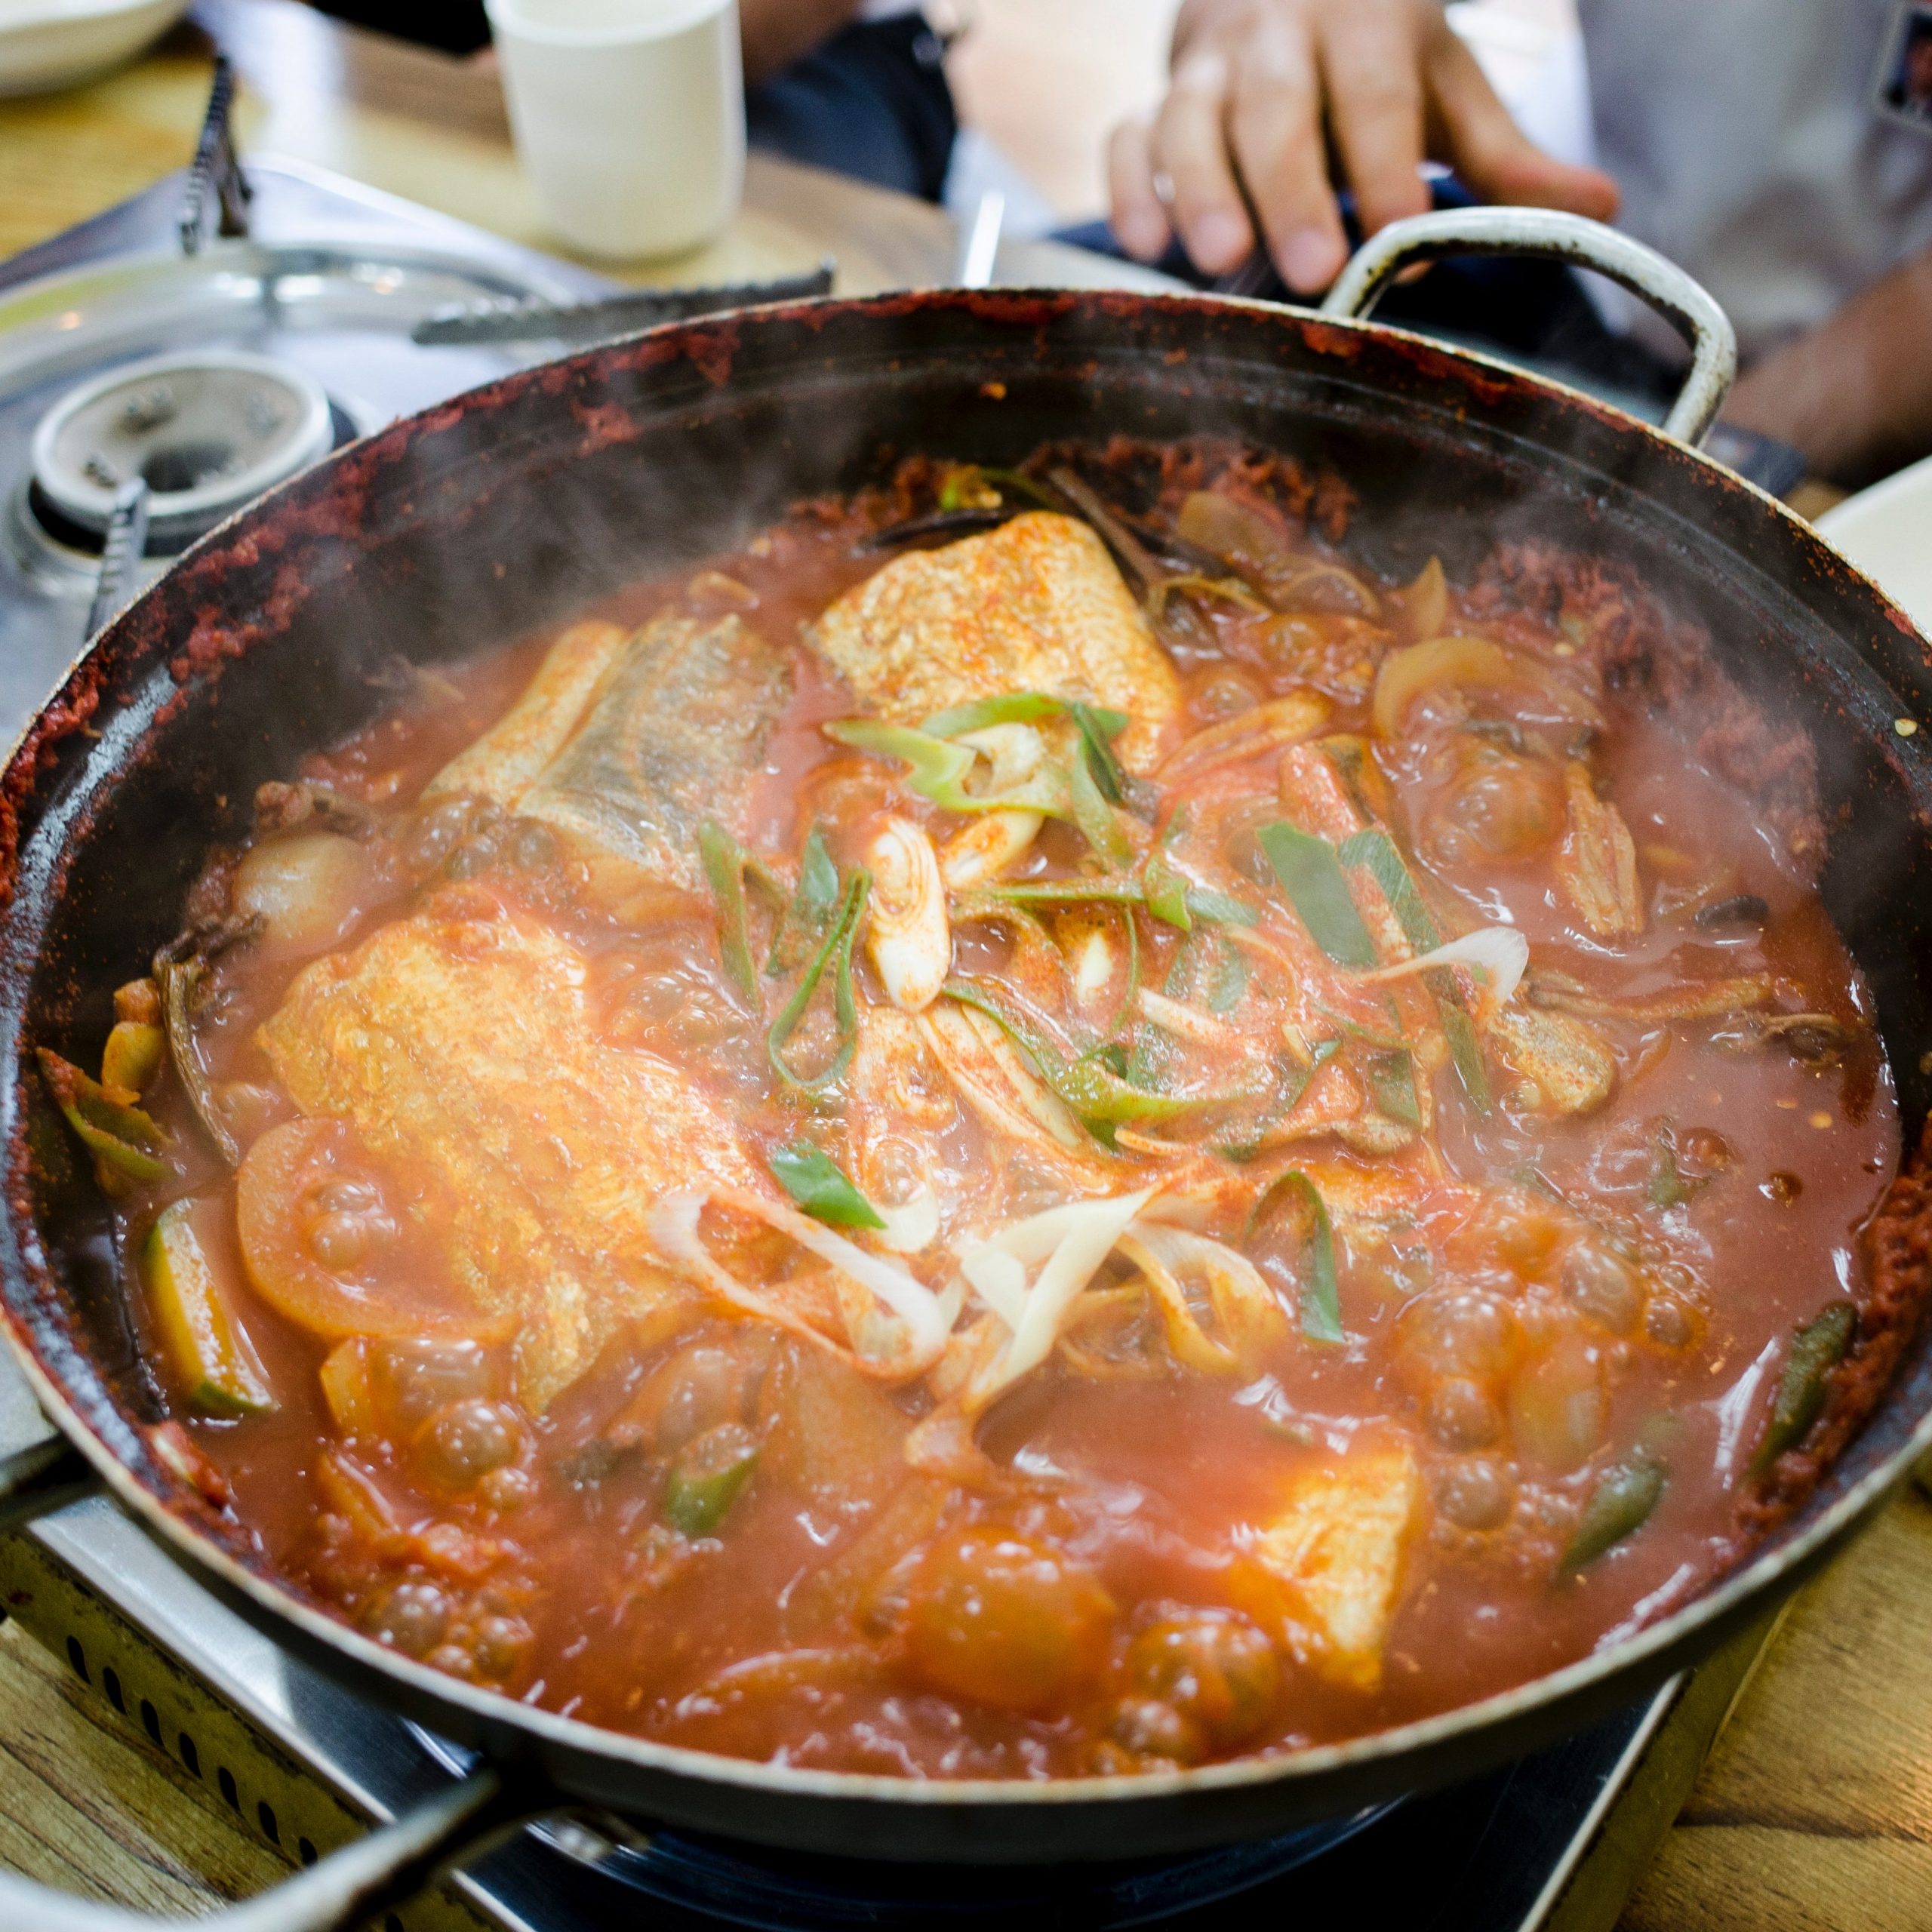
1318 206 1739 448
0 1407 544 1929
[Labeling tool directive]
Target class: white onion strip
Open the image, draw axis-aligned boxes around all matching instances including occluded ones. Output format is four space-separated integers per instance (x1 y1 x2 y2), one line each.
1358 926 1528 1018
955 1188 1156 1407
651 1186 949 1379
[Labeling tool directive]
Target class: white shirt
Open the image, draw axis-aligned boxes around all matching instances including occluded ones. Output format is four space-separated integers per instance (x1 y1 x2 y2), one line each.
1578 0 1932 361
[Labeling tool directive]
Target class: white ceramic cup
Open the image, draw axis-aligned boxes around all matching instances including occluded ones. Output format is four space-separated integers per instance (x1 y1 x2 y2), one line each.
484 0 746 263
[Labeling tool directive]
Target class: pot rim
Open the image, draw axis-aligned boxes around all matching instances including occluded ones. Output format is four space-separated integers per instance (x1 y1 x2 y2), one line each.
2 284 1927 1816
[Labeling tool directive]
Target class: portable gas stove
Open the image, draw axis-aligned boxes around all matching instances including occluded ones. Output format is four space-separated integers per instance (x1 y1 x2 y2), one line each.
0 115 1779 1932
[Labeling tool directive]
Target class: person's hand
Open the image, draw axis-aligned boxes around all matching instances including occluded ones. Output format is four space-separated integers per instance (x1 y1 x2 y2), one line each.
1107 0 1620 294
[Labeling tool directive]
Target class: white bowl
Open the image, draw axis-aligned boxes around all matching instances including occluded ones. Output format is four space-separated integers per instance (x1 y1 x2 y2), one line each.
0 0 189 97
1815 451 1932 633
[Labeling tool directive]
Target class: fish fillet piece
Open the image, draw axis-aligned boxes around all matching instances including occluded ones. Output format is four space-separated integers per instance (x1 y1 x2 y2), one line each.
813 512 1181 771
257 896 756 1408
426 614 792 899
1240 1438 1420 1691
426 620 632 807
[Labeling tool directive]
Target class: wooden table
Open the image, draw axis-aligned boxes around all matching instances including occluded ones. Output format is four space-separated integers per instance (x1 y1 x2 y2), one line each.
2 8 1930 1925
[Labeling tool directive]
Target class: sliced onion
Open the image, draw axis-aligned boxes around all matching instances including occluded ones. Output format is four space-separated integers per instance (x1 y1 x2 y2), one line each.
1119 1223 1286 1375
651 1186 949 1379
1139 986 1241 1048
957 1188 1157 1407
874 1178 941 1255
1361 926 1528 1017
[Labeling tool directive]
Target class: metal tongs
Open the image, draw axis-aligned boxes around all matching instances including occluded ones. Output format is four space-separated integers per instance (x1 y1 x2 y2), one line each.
410 260 837 347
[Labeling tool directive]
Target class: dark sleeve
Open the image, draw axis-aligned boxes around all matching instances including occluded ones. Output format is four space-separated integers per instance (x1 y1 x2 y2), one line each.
303 0 491 56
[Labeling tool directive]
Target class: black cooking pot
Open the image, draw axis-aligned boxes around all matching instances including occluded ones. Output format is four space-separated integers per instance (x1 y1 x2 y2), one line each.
2 208 1929 1930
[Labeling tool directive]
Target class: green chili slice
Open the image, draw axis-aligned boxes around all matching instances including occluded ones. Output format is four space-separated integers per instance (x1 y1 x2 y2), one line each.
766 826 841 977
1258 823 1378 969
37 1047 171 1185
699 820 761 1003
1751 1300 1856 1477
768 1140 886 1229
1564 1451 1666 1570
664 1423 760 1537
1247 1170 1344 1343
768 870 870 1095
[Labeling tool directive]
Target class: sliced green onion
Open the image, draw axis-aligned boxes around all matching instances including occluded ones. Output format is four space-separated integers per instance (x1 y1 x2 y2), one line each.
768 1140 886 1229
1439 999 1493 1115
1167 926 1249 1015
938 465 1057 513
1219 1038 1338 1161
920 691 1066 737
1337 828 1442 952
1564 1450 1666 1570
941 979 1238 1149
824 718 978 808
1184 886 1259 927
1143 854 1192 929
765 825 841 977
1258 823 1378 969
1331 824 1496 1113
1069 745 1133 865
37 1047 171 1185
1365 1049 1422 1128
768 870 869 1095
977 880 1144 906
699 820 761 1003
1070 700 1129 805
1647 1121 1694 1210
1309 999 1407 1053
1751 1300 1856 1478
1247 1171 1344 1343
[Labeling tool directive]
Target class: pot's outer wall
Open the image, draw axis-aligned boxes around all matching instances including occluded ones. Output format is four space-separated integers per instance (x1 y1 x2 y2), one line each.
3 291 1931 1860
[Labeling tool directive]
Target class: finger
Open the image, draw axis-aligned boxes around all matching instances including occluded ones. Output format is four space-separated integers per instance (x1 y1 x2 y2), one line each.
1108 117 1174 261
1226 16 1348 294
1316 0 1431 236
1151 48 1254 275
1426 30 1620 220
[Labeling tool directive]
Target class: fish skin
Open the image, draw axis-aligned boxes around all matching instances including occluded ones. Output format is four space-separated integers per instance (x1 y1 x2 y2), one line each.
426 614 792 899
1487 1004 1617 1116
425 620 632 808
812 512 1181 773
257 893 752 1409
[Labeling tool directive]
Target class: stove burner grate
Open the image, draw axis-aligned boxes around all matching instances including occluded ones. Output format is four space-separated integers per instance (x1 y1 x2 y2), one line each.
28 349 338 556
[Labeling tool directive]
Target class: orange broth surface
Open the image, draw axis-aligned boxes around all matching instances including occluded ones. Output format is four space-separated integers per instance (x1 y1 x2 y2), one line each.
93 451 1900 1781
